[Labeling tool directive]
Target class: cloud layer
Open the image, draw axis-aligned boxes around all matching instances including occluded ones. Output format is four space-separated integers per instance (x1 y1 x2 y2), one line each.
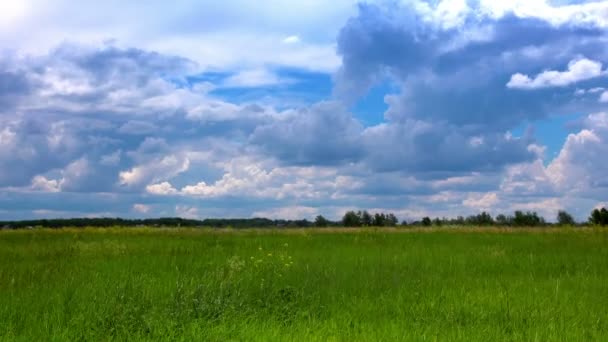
1 0 608 222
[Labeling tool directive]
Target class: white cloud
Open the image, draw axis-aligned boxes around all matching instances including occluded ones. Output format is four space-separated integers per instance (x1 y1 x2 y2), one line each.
252 206 318 220
478 0 608 27
132 203 151 214
0 1 354 73
507 58 605 89
600 91 608 103
175 205 199 219
119 155 190 187
463 192 499 209
146 181 178 195
30 175 60 192
511 198 563 220
222 68 290 88
283 35 301 44
0 1 29 29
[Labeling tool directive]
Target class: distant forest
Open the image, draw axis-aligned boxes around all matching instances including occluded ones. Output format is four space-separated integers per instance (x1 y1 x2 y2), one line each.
2 207 608 229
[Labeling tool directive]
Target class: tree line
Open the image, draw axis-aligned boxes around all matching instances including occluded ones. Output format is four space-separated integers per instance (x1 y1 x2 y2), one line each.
1 207 607 229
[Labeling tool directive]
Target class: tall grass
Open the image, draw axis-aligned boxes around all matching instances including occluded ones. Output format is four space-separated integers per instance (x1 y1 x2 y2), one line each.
1 228 607 340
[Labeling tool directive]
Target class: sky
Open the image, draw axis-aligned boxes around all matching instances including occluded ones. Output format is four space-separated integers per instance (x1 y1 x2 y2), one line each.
1 0 608 222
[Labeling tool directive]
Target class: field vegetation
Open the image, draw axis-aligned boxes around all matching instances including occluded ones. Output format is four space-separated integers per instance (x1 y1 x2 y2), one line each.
1 227 608 340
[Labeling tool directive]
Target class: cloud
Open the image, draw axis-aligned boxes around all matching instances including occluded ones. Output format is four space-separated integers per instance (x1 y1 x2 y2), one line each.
252 206 318 220
132 203 151 214
221 68 290 88
175 205 199 219
462 192 499 209
600 91 608 103
283 35 301 44
0 0 355 73
2 2 608 222
120 154 190 188
361 120 535 173
507 58 605 89
30 176 60 193
546 112 608 197
250 101 364 166
146 182 178 195
336 2 608 129
118 121 159 135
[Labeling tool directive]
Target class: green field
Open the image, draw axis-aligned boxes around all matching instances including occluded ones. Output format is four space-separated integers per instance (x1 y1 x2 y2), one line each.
1 228 607 341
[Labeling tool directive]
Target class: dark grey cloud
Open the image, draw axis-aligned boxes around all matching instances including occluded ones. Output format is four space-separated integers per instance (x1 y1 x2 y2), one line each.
336 2 608 130
250 101 364 166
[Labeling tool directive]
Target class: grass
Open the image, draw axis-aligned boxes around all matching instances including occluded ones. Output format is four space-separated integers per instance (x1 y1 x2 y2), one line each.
1 227 607 341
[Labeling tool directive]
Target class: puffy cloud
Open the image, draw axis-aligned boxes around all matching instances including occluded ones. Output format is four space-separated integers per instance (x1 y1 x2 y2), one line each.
132 203 151 214
0 0 354 72
30 176 60 193
252 206 319 220
463 192 499 210
2 2 608 221
119 154 190 188
146 182 178 195
251 101 364 166
175 205 200 219
507 58 605 89
361 120 535 173
282 35 301 44
336 2 608 129
100 150 121 166
118 121 159 135
222 68 290 88
546 112 608 197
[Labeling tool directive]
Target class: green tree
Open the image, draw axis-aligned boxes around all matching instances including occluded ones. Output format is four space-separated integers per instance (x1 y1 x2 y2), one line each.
314 215 329 227
495 214 508 226
421 217 432 227
361 211 372 226
589 208 608 226
386 213 398 226
342 211 361 227
372 213 386 226
557 210 575 226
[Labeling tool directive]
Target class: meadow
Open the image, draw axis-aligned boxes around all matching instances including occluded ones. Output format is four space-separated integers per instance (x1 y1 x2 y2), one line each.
1 227 607 341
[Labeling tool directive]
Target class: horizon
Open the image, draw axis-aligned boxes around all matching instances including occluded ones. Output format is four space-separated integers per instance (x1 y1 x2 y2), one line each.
1 0 608 222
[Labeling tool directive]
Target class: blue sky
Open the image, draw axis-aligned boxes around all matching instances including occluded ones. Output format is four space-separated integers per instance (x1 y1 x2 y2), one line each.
1 0 608 221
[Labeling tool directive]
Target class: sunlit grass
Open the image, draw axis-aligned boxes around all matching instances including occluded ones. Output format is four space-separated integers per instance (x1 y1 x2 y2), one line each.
1 227 607 340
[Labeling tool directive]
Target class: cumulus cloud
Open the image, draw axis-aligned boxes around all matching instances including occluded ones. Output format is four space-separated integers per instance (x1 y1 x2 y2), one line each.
336 2 608 129
133 203 151 214
30 176 60 193
463 192 499 210
175 205 200 219
282 35 301 44
252 206 319 220
507 58 605 89
120 154 190 188
251 101 364 166
146 182 178 195
2 1 608 221
546 112 608 196
222 68 289 88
